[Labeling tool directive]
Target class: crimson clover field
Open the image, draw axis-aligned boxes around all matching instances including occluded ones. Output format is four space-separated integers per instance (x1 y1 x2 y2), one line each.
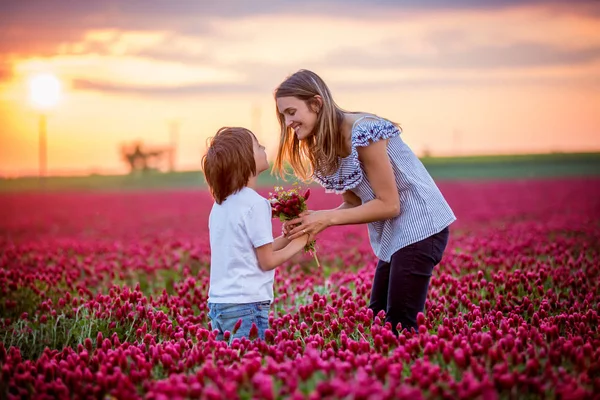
1 178 599 399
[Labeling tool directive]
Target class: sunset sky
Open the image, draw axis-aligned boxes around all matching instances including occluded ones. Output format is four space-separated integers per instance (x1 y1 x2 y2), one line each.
1 0 599 176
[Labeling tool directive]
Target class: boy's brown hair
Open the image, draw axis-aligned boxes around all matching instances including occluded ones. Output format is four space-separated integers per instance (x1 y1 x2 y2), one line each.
202 127 256 204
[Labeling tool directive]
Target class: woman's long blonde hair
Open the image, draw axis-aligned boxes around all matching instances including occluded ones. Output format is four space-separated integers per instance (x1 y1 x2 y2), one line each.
273 69 346 181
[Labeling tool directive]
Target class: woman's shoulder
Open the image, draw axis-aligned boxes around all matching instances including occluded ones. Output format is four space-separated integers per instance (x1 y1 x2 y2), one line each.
349 114 401 147
345 113 381 129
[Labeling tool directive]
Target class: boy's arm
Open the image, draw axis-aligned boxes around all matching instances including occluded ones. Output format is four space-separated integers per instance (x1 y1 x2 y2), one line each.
272 234 291 251
255 235 308 271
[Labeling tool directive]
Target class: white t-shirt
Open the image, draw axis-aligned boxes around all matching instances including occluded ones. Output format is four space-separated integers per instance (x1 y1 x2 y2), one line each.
208 187 275 304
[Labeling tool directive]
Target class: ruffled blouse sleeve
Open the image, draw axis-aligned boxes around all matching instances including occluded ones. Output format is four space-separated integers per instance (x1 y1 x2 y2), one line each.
312 117 400 194
352 116 401 148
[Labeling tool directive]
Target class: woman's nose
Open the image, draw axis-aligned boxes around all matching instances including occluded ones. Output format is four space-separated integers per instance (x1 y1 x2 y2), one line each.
285 117 294 127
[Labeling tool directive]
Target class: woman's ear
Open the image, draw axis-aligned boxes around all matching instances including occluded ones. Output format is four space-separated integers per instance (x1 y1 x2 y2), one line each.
311 95 323 113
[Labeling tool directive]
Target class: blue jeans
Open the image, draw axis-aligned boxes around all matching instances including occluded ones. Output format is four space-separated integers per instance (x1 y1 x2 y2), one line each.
207 301 270 342
369 226 450 335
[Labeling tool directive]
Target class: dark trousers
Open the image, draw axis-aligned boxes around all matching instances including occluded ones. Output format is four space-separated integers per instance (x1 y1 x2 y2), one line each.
368 226 450 335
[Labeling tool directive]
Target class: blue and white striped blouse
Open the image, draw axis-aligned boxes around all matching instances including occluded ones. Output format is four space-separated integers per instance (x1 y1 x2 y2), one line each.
313 115 456 262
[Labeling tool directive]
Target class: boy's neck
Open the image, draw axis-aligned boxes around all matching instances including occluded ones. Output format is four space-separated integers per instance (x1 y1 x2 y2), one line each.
246 175 258 190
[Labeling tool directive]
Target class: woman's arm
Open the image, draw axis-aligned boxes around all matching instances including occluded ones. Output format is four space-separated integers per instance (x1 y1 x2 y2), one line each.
282 182 362 235
336 190 362 210
286 139 400 240
328 139 400 225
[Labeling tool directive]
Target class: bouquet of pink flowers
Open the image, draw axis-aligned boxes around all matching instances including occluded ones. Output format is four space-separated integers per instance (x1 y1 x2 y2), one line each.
269 184 320 267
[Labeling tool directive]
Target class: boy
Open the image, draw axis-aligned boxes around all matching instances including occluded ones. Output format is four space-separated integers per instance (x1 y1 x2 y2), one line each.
201 127 308 342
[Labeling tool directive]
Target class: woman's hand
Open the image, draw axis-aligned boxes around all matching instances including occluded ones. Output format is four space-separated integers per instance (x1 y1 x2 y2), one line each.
283 210 331 242
282 211 314 237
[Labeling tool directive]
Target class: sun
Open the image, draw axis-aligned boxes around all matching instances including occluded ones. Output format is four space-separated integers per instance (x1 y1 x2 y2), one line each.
28 73 62 109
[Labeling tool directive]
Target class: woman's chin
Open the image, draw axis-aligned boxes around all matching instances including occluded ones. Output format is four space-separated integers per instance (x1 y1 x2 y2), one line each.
295 130 311 141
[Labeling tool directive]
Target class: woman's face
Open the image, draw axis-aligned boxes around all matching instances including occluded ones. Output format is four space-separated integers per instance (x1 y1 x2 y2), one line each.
276 96 319 141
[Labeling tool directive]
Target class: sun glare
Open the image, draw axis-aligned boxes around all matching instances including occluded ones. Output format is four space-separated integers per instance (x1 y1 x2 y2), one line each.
28 73 62 109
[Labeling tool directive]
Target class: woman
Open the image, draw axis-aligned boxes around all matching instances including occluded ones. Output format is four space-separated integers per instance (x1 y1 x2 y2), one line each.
274 69 456 334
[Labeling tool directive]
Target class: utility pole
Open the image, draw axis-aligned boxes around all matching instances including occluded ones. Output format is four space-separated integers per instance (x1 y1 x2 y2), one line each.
39 114 47 178
251 104 261 139
453 129 462 156
168 120 180 172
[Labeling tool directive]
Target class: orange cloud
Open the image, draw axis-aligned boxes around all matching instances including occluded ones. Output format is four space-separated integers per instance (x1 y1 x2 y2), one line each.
1 1 599 176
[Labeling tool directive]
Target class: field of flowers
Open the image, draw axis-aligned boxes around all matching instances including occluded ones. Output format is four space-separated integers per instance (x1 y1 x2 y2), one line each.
1 178 599 399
